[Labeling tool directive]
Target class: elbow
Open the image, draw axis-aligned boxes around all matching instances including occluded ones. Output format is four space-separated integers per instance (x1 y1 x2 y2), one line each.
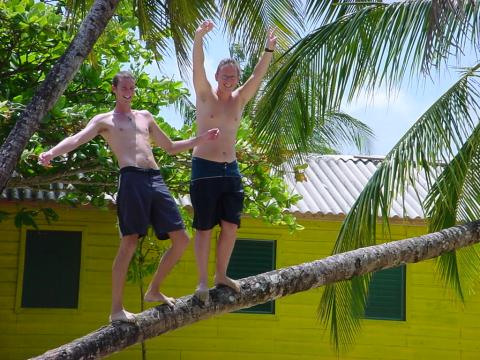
165 144 177 155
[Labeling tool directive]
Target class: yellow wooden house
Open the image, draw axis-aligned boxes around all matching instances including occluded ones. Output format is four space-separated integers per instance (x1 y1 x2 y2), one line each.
1 155 479 359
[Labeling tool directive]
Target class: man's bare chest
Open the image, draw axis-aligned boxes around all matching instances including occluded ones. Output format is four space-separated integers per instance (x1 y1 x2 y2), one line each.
199 100 243 125
101 117 150 140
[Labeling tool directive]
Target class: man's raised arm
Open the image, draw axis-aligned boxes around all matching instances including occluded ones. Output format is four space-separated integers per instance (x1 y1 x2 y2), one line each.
237 29 277 104
193 20 214 98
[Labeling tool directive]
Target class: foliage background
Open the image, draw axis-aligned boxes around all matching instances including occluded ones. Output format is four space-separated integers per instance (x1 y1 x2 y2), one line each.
0 0 303 232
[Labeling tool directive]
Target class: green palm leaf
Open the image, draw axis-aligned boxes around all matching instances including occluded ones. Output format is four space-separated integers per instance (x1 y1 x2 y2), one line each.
173 94 196 126
424 121 480 301
255 1 480 159
306 0 385 24
318 64 480 352
311 111 373 154
134 0 216 73
65 0 303 75
306 0 472 67
220 0 303 57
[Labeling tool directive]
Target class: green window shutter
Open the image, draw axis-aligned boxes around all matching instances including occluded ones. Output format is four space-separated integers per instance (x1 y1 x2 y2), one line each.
364 265 406 321
227 239 276 314
22 230 82 309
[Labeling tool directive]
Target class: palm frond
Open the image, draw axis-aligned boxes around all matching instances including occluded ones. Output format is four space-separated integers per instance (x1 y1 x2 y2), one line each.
424 121 480 301
64 0 91 24
220 0 304 58
255 1 480 158
306 0 475 68
137 0 216 74
314 111 373 154
173 94 196 126
306 0 385 25
318 64 480 352
253 79 374 165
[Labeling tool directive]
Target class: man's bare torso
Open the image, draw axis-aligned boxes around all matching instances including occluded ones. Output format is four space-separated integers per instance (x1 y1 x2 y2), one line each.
194 90 243 163
96 110 158 169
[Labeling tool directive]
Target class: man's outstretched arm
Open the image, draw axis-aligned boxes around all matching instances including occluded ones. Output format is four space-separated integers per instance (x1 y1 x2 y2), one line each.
38 117 102 166
149 115 219 155
237 29 277 104
193 20 214 99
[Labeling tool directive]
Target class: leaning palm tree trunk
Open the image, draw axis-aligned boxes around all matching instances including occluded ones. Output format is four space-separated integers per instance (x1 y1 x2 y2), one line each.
0 0 120 192
31 220 480 360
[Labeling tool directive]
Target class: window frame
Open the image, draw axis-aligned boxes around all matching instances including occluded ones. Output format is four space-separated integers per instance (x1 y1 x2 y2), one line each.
221 235 277 315
364 264 406 321
15 225 86 314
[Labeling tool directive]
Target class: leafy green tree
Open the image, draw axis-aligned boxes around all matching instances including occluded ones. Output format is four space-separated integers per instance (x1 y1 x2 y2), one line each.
0 0 304 191
250 0 480 351
0 0 302 231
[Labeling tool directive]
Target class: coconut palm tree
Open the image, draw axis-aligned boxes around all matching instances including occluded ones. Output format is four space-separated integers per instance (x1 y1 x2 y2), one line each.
0 0 304 191
251 0 480 351
31 219 480 359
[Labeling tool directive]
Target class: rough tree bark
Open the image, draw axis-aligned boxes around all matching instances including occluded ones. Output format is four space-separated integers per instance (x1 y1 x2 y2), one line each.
0 0 120 192
31 220 480 360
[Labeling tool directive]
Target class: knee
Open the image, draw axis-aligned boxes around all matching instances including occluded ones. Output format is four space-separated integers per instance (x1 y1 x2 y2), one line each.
220 222 238 236
119 235 139 253
171 231 189 251
195 230 212 242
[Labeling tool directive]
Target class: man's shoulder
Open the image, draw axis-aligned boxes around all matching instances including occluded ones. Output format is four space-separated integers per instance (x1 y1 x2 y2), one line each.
136 109 151 114
92 111 113 122
134 109 153 118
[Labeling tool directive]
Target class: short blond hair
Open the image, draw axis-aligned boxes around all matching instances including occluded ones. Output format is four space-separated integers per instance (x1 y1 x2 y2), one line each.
216 58 241 78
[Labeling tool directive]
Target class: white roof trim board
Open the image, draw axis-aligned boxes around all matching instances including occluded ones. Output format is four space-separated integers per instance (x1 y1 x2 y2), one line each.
2 155 433 220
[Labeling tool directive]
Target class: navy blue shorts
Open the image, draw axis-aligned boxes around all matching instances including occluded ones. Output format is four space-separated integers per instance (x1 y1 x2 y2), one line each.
117 166 185 240
190 157 244 230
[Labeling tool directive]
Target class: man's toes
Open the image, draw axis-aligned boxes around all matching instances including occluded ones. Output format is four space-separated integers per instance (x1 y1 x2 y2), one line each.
109 310 136 323
195 287 210 304
164 297 176 307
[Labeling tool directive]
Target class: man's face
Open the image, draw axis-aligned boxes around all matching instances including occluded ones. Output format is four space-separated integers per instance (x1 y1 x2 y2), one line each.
215 64 239 92
112 78 136 104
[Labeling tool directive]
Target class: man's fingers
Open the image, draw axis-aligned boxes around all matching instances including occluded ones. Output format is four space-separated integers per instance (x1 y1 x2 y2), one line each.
200 20 214 31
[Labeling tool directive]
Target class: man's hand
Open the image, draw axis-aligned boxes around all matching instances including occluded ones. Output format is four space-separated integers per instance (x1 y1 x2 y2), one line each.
196 20 214 37
198 128 220 142
266 28 277 51
38 151 54 167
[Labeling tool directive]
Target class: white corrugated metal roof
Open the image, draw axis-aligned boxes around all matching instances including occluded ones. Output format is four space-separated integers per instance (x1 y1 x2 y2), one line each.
2 155 433 220
285 155 430 220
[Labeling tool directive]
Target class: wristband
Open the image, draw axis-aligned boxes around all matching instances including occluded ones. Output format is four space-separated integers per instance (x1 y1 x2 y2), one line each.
264 47 274 53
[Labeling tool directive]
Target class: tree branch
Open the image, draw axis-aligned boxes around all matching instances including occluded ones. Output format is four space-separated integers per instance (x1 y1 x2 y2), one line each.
7 165 111 188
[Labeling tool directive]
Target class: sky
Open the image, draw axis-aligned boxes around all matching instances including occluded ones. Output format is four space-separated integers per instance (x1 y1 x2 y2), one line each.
148 27 477 156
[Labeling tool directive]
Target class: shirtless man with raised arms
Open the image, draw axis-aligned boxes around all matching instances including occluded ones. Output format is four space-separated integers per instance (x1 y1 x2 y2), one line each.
39 71 219 322
190 21 277 303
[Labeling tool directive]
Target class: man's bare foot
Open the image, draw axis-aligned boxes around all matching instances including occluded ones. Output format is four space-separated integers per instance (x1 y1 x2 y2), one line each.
144 291 176 307
194 283 210 305
109 309 137 323
214 275 241 293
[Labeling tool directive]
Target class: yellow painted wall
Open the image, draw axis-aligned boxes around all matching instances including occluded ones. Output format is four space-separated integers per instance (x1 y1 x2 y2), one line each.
1 202 480 359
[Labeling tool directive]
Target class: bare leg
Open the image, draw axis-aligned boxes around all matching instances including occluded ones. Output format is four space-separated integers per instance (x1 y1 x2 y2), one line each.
214 220 240 292
194 229 213 303
110 234 139 322
144 229 189 306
